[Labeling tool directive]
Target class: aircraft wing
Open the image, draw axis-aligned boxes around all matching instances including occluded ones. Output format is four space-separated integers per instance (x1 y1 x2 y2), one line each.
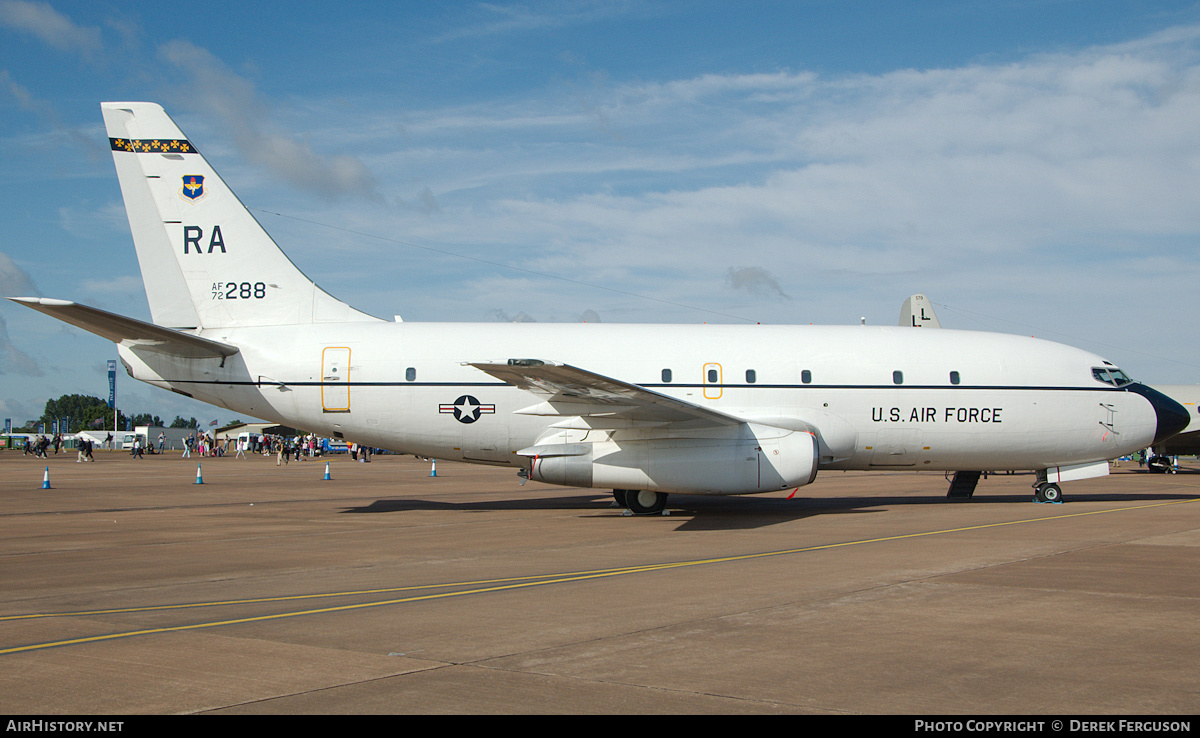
469 361 743 427
9 297 239 360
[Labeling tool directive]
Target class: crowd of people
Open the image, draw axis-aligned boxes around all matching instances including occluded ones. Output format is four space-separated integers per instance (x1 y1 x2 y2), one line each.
237 434 325 465
183 432 334 462
20 432 97 460
12 430 375 464
21 433 63 458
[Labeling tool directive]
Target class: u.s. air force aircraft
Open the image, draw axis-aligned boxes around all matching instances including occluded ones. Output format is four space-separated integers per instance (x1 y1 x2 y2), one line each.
9 103 1190 512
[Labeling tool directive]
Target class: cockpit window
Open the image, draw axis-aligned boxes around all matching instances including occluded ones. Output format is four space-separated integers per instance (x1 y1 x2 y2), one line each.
1092 366 1133 387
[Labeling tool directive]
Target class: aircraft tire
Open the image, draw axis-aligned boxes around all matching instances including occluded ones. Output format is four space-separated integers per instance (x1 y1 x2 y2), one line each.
612 489 629 507
626 490 667 515
1035 482 1063 503
1147 456 1170 474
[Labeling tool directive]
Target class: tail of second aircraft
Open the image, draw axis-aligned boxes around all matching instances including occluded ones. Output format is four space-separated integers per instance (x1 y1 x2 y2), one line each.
101 102 380 330
899 293 941 328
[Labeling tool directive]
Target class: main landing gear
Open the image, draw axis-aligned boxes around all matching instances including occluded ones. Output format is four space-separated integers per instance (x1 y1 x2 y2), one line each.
613 489 669 515
1032 476 1064 504
949 470 1064 503
1147 455 1176 474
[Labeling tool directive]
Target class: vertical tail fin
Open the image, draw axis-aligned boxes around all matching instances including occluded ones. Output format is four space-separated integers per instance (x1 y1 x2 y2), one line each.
899 293 941 328
101 102 380 329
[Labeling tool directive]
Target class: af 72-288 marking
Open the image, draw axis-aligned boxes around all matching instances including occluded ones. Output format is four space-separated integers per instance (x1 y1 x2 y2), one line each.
9 103 1189 513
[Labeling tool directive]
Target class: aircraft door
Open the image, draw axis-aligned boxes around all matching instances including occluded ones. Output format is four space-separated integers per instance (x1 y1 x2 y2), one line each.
703 363 723 400
322 347 351 412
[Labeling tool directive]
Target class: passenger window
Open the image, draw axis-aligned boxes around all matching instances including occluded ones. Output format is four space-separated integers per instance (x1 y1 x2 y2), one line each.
406 367 416 382
707 369 719 383
662 368 672 383
801 370 812 384
893 370 904 385
950 371 960 385
746 369 756 384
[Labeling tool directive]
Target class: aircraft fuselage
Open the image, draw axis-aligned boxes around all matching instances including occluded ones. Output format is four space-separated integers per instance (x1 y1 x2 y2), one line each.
120 320 1159 484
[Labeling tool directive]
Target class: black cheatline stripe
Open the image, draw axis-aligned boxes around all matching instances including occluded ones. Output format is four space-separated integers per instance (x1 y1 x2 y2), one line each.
155 379 1127 393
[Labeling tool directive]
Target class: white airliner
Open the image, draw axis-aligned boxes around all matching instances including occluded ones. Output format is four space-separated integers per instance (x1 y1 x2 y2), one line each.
9 103 1190 512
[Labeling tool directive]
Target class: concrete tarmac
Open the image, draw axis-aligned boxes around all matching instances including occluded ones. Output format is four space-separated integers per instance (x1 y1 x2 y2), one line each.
1 450 1198 715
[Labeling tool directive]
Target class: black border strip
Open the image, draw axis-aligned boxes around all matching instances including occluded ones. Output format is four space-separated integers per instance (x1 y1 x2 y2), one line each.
109 137 199 154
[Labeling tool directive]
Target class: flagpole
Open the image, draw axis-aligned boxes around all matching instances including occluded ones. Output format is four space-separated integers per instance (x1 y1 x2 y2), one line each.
108 358 117 441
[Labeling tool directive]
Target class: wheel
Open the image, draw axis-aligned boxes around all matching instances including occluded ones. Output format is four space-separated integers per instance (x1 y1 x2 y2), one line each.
1035 482 1063 503
625 489 667 515
611 489 628 507
1147 455 1170 474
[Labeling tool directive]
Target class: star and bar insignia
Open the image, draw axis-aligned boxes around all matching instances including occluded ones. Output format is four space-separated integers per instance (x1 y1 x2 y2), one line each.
439 395 496 424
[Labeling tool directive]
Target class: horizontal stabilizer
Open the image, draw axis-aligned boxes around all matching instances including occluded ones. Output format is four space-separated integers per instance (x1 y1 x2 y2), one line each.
8 297 238 359
470 360 743 426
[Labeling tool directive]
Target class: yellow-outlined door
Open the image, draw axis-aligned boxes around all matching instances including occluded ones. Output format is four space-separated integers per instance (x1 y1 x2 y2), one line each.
322 347 351 412
703 362 722 400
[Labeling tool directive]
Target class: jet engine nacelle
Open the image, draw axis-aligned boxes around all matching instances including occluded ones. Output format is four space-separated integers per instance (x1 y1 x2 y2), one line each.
523 424 819 495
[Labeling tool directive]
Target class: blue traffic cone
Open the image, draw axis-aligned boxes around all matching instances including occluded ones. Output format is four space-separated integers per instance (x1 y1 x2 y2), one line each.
323 462 331 480
430 459 437 477
41 467 51 489
195 463 204 484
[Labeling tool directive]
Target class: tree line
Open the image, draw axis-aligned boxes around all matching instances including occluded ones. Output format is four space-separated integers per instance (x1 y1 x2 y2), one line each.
8 394 221 433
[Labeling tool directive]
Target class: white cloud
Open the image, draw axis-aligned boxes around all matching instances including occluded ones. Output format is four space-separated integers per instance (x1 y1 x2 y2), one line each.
0 312 42 376
0 395 32 421
79 275 143 296
0 250 38 295
404 31 1200 277
157 39 380 201
58 201 128 240
0 0 102 58
430 0 651 43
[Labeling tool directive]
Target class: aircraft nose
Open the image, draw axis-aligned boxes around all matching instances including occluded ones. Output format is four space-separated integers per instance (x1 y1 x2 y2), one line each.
1129 384 1191 444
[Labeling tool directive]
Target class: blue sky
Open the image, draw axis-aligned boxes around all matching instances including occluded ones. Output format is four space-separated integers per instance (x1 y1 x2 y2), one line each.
3 0 1200 427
